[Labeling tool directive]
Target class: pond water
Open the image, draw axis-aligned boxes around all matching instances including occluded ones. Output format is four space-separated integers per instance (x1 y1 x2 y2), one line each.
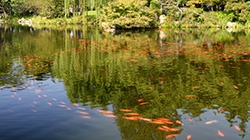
1 25 250 140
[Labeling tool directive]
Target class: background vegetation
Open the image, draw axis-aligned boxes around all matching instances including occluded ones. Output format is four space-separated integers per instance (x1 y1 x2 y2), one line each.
1 0 250 27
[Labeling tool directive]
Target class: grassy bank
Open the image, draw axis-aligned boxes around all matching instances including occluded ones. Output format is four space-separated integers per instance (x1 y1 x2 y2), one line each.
1 11 97 26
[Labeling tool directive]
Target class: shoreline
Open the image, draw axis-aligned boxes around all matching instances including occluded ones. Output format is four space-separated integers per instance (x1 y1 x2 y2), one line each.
1 17 250 30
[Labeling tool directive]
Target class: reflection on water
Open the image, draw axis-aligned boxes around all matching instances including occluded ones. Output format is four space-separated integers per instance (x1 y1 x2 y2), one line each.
1 24 250 140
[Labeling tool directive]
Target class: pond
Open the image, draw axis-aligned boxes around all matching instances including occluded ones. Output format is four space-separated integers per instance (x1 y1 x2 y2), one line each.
1 25 250 140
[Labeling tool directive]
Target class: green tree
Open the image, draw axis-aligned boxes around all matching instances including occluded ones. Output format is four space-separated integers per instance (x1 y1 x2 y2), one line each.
100 0 157 28
225 0 250 23
0 0 10 17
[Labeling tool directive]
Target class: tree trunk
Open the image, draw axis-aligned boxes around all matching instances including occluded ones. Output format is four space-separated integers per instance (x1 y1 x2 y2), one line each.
0 6 8 18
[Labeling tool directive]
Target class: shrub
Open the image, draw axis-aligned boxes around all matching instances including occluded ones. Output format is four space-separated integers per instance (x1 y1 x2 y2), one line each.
179 8 204 24
99 0 157 29
225 1 250 24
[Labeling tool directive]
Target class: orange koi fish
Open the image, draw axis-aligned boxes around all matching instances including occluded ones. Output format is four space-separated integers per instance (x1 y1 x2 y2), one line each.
72 103 79 106
139 118 152 122
119 109 132 112
205 120 217 124
176 120 184 125
151 120 165 124
185 95 197 97
123 116 141 120
139 102 148 105
98 110 113 114
124 113 139 116
157 127 167 131
234 86 239 89
234 125 241 131
104 115 117 118
137 98 144 102
78 107 86 110
78 111 88 115
67 107 72 110
218 130 224 137
218 110 225 113
81 116 90 119
169 128 180 131
165 134 177 139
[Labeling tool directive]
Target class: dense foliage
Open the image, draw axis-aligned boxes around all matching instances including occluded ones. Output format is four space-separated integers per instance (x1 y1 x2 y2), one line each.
0 0 250 27
99 0 157 28
0 0 114 18
153 0 250 27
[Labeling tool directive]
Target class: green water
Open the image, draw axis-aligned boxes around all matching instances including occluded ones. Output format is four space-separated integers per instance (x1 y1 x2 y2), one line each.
0 25 250 140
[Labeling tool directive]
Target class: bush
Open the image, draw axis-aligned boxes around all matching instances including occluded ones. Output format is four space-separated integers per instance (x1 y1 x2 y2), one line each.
99 0 157 29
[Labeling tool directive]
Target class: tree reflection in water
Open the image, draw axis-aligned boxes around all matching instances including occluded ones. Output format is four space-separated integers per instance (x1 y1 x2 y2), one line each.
1 25 250 139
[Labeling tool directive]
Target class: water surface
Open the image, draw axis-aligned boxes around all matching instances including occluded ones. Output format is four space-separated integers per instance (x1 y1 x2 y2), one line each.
0 25 250 140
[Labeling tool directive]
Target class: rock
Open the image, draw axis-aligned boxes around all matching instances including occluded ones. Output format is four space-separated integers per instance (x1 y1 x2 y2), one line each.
18 18 25 23
227 22 236 28
18 18 33 26
102 22 109 30
159 15 166 24
102 22 116 33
